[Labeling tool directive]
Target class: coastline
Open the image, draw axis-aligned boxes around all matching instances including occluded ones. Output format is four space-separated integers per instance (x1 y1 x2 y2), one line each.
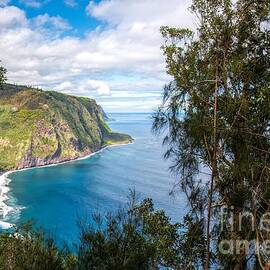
0 141 134 229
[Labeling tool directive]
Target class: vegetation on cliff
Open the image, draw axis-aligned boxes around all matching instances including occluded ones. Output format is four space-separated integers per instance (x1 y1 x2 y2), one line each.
0 0 269 268
0 83 132 172
0 193 192 270
153 0 270 268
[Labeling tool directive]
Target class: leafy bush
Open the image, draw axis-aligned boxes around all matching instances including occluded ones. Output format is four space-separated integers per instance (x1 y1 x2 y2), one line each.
0 194 204 270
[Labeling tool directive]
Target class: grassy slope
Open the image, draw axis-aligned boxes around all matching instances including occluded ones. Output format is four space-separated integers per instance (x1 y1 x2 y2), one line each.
0 84 132 172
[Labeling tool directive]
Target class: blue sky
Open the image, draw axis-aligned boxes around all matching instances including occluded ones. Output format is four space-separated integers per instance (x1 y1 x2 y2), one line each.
0 0 194 112
11 0 102 35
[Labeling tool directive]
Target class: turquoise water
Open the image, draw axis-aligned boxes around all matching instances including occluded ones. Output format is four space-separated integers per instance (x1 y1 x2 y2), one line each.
5 113 185 246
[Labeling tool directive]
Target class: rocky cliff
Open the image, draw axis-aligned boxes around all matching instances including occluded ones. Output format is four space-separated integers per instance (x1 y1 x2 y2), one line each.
0 84 132 172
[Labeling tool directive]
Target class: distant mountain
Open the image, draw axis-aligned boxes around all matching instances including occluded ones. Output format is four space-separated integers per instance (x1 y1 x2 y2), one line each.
0 84 132 172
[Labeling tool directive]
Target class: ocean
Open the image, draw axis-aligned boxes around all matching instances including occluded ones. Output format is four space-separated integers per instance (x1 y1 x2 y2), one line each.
1 113 185 246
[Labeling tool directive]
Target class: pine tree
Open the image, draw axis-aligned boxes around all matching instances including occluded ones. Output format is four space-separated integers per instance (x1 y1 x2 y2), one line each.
153 0 270 268
0 61 7 88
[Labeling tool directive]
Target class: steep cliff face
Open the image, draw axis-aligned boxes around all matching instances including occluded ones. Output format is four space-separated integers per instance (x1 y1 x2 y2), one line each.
0 84 132 172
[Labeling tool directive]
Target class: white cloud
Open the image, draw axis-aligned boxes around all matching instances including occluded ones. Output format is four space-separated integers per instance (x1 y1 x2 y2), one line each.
84 0 195 77
0 1 194 112
53 81 74 91
98 98 160 113
0 6 27 28
33 14 71 31
87 0 193 28
18 0 43 8
0 0 10 7
86 80 111 96
64 0 78 8
54 80 111 96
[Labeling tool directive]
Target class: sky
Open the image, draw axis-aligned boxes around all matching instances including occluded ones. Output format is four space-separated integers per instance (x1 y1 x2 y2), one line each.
0 0 195 112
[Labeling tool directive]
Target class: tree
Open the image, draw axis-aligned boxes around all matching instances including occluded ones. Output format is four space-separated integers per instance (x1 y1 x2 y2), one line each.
0 61 7 88
77 193 181 269
0 195 206 269
0 222 72 270
153 0 270 269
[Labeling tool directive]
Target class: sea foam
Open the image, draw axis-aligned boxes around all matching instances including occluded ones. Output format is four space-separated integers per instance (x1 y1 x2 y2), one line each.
0 171 14 229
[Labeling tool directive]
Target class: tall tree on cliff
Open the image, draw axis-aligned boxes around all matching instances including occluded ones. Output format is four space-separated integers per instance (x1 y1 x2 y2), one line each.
153 0 270 268
0 61 7 89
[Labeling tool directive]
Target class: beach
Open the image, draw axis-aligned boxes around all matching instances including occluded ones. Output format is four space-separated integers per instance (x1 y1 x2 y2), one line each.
0 141 134 229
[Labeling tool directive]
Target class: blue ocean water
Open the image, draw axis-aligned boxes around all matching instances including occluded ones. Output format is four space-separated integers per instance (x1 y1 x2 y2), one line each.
5 113 185 246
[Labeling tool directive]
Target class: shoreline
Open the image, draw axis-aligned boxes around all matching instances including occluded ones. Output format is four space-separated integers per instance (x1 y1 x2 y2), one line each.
0 141 134 229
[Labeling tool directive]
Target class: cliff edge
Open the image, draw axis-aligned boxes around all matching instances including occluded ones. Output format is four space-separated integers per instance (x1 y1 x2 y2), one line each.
0 84 132 172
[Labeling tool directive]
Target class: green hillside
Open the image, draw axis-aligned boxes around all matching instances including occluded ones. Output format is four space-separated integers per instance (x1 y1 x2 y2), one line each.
0 84 132 172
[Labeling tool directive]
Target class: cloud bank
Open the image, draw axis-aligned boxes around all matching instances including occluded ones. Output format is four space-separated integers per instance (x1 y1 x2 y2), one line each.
0 0 194 112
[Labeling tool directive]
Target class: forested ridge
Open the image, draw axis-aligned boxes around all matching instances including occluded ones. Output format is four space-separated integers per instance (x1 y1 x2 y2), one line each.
0 0 269 269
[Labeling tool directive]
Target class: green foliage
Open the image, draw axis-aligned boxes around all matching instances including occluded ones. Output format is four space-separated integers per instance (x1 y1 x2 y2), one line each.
153 0 270 268
0 61 7 89
77 211 155 269
0 196 204 270
103 132 132 146
0 222 72 270
0 107 44 171
0 84 132 171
